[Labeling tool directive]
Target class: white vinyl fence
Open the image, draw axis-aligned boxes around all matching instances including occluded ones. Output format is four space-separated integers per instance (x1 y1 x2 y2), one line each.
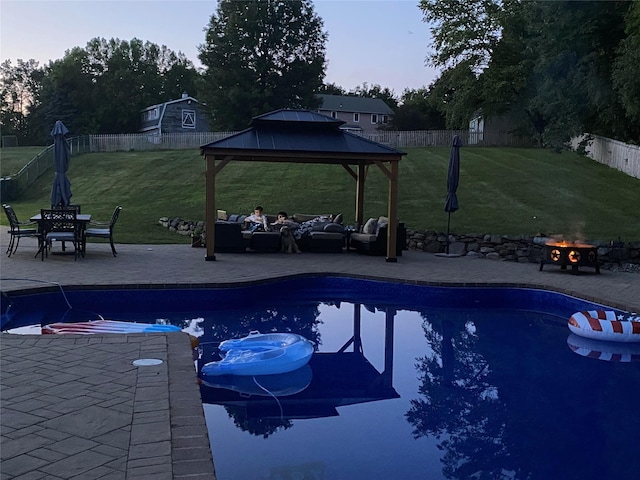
90 132 236 152
89 129 530 152
572 134 640 180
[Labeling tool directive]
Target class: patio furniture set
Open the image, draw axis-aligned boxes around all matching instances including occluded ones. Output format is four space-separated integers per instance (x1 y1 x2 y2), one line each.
213 211 406 255
3 204 121 260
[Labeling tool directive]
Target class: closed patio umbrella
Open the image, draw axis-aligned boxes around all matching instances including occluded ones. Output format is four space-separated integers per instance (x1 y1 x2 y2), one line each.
443 135 462 255
50 120 72 208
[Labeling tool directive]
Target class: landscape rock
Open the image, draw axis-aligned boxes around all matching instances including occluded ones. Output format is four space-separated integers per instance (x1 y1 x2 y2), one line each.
157 216 640 270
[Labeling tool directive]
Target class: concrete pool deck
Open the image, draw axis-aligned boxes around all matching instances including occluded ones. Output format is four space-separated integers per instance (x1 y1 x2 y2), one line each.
2 231 639 479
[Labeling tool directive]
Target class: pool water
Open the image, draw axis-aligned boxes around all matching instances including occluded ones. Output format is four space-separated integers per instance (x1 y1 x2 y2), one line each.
2 277 639 479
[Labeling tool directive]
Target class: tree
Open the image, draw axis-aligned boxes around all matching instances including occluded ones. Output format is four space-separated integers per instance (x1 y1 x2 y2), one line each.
420 0 636 146
350 82 399 111
419 0 503 71
31 38 201 136
34 48 100 138
612 1 640 141
198 0 327 130
0 59 44 142
428 62 483 129
390 87 446 131
317 82 346 95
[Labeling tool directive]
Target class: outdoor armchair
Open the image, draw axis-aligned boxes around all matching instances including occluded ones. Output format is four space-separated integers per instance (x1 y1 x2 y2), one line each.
84 206 122 257
2 203 41 257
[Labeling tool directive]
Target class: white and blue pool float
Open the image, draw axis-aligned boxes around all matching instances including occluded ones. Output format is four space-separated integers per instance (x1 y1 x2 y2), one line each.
201 331 314 377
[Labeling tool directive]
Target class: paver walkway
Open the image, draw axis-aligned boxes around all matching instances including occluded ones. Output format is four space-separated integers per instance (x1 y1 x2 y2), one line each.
1 230 639 479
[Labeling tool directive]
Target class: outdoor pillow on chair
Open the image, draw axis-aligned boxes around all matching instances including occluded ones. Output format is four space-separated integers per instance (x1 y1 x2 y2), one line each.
362 218 378 234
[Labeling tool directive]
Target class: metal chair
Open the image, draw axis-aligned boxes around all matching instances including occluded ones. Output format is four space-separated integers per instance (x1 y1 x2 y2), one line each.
38 208 83 261
2 204 41 257
84 206 122 257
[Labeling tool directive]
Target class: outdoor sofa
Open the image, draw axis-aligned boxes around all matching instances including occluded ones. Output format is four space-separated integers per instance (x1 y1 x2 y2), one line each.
213 213 346 253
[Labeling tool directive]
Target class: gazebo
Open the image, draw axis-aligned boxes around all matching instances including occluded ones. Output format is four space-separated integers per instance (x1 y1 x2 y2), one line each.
199 109 406 261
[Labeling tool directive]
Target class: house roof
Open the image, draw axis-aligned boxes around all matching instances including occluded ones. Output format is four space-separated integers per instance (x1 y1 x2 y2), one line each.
140 95 201 113
200 109 404 164
317 94 395 115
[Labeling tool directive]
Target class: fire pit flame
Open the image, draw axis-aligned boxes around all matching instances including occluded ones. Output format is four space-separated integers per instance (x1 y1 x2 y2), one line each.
545 240 596 249
540 240 600 274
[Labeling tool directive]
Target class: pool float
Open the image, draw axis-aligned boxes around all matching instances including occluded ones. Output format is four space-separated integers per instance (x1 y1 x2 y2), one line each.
567 334 640 362
201 331 314 376
200 364 313 396
568 310 640 343
42 319 182 335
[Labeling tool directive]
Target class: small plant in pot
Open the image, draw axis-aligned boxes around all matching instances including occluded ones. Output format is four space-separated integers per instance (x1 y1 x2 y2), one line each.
191 227 204 247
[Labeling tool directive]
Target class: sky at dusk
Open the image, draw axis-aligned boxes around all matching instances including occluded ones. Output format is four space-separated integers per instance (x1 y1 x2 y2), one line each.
0 0 441 96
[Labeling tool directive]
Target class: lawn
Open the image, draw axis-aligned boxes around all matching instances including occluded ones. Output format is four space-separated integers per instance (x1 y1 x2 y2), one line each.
2 146 639 244
0 146 48 176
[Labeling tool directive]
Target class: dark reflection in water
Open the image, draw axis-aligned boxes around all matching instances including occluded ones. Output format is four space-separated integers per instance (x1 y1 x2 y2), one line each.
3 285 639 480
199 303 640 480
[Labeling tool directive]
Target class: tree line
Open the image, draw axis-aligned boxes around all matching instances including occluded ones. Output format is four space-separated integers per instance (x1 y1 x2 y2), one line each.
1 0 638 147
419 0 640 147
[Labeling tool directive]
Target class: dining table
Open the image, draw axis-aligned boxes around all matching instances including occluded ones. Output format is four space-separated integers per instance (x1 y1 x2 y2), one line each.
30 212 92 256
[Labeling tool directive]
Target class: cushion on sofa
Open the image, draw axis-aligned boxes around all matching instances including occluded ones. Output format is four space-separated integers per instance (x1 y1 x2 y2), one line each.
332 213 343 225
363 217 378 234
323 222 345 233
350 232 377 243
376 216 389 235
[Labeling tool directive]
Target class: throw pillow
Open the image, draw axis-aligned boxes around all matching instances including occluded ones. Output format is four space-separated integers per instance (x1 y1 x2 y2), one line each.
332 213 343 225
375 215 389 234
363 217 378 234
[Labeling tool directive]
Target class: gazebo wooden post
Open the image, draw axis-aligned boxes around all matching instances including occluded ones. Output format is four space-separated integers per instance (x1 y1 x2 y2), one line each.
386 160 399 262
204 154 216 261
382 307 395 386
356 161 366 229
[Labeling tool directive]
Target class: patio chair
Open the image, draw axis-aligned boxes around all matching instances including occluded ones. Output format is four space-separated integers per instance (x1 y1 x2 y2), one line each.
39 208 83 261
2 203 42 257
84 206 122 256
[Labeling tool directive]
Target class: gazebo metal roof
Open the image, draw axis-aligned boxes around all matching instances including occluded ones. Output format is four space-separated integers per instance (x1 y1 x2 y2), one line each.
199 109 406 261
201 109 403 162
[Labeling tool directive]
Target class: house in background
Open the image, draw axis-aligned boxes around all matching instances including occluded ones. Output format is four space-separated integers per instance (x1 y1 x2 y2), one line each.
316 94 395 135
139 93 210 135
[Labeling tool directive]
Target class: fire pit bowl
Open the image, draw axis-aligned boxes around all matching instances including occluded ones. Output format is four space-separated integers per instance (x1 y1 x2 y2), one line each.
539 240 600 274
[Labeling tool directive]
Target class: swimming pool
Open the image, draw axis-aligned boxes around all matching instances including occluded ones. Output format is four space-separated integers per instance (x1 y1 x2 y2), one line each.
2 277 639 479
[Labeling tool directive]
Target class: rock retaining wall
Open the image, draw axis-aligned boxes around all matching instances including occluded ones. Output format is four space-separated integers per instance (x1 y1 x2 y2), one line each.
406 229 640 267
158 216 640 267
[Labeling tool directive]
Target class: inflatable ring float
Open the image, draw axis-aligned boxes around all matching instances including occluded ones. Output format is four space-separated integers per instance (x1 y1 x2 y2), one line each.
568 310 640 343
567 334 640 362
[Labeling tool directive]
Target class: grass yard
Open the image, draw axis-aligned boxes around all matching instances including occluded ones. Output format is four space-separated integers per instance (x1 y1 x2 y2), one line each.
0 146 47 176
1 146 639 244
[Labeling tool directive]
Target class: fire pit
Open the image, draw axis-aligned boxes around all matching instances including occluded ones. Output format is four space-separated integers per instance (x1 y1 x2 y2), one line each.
539 240 600 274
